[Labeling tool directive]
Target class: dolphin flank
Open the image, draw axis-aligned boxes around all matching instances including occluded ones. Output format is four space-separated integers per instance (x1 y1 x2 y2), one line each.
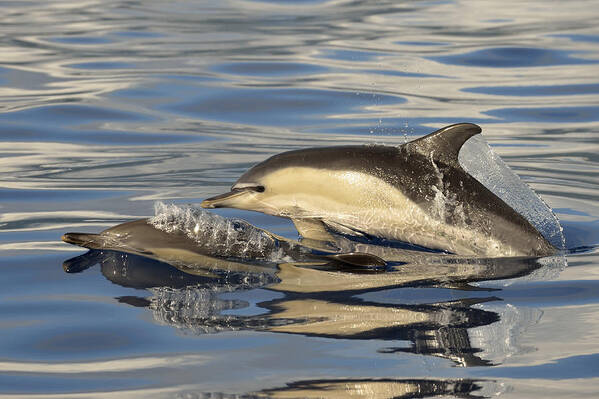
201 123 556 257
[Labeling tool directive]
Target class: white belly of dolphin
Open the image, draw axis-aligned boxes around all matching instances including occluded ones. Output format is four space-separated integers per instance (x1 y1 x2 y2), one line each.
259 167 519 257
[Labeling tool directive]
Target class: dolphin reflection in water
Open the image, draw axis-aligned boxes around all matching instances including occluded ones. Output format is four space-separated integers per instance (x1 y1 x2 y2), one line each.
172 378 498 398
253 378 498 398
63 204 557 369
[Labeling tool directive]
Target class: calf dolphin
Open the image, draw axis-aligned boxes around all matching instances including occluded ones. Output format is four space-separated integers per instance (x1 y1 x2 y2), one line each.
201 123 556 257
61 207 387 270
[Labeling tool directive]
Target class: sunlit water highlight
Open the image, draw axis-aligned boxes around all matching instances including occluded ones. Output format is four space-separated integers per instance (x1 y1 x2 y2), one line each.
1 0 599 398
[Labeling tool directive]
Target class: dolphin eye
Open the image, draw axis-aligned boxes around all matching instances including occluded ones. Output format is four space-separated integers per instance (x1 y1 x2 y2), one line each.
232 183 265 192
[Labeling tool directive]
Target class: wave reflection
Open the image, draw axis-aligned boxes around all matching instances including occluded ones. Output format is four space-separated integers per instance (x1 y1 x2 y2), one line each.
63 217 557 370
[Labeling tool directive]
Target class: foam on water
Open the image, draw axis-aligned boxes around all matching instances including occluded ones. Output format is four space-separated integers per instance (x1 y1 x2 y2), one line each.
149 286 251 335
149 202 290 262
149 282 278 335
469 303 543 365
459 136 566 251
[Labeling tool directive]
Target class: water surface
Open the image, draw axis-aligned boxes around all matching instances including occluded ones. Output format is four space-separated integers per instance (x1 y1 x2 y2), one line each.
1 0 599 397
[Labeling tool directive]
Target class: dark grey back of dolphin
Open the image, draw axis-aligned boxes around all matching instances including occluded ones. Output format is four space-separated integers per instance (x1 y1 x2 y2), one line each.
235 123 555 256
236 123 481 185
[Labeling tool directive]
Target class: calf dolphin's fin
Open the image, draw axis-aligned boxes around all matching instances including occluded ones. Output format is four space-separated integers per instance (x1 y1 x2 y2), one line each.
406 123 481 166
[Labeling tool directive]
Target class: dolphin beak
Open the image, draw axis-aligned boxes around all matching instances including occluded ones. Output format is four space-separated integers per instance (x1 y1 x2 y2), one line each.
201 188 251 209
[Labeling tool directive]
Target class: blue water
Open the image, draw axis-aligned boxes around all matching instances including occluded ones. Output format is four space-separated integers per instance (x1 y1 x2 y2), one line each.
1 0 599 397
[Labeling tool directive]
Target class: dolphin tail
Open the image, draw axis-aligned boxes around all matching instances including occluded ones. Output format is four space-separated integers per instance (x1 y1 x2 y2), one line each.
61 232 105 249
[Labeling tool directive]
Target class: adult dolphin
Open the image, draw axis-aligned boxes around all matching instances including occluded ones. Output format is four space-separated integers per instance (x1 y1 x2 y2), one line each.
201 123 556 257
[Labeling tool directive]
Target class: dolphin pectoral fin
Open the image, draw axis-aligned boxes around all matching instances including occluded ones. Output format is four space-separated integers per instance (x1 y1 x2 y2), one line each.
292 218 334 242
407 123 482 166
291 218 340 251
327 252 387 268
322 219 367 237
299 237 340 252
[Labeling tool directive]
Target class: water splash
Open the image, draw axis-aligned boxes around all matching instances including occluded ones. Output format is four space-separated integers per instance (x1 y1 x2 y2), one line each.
459 136 566 251
469 303 543 365
149 286 246 335
149 202 289 262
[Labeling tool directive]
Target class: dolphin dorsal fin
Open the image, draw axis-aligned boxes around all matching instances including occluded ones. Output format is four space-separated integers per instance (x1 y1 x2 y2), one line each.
406 123 482 166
